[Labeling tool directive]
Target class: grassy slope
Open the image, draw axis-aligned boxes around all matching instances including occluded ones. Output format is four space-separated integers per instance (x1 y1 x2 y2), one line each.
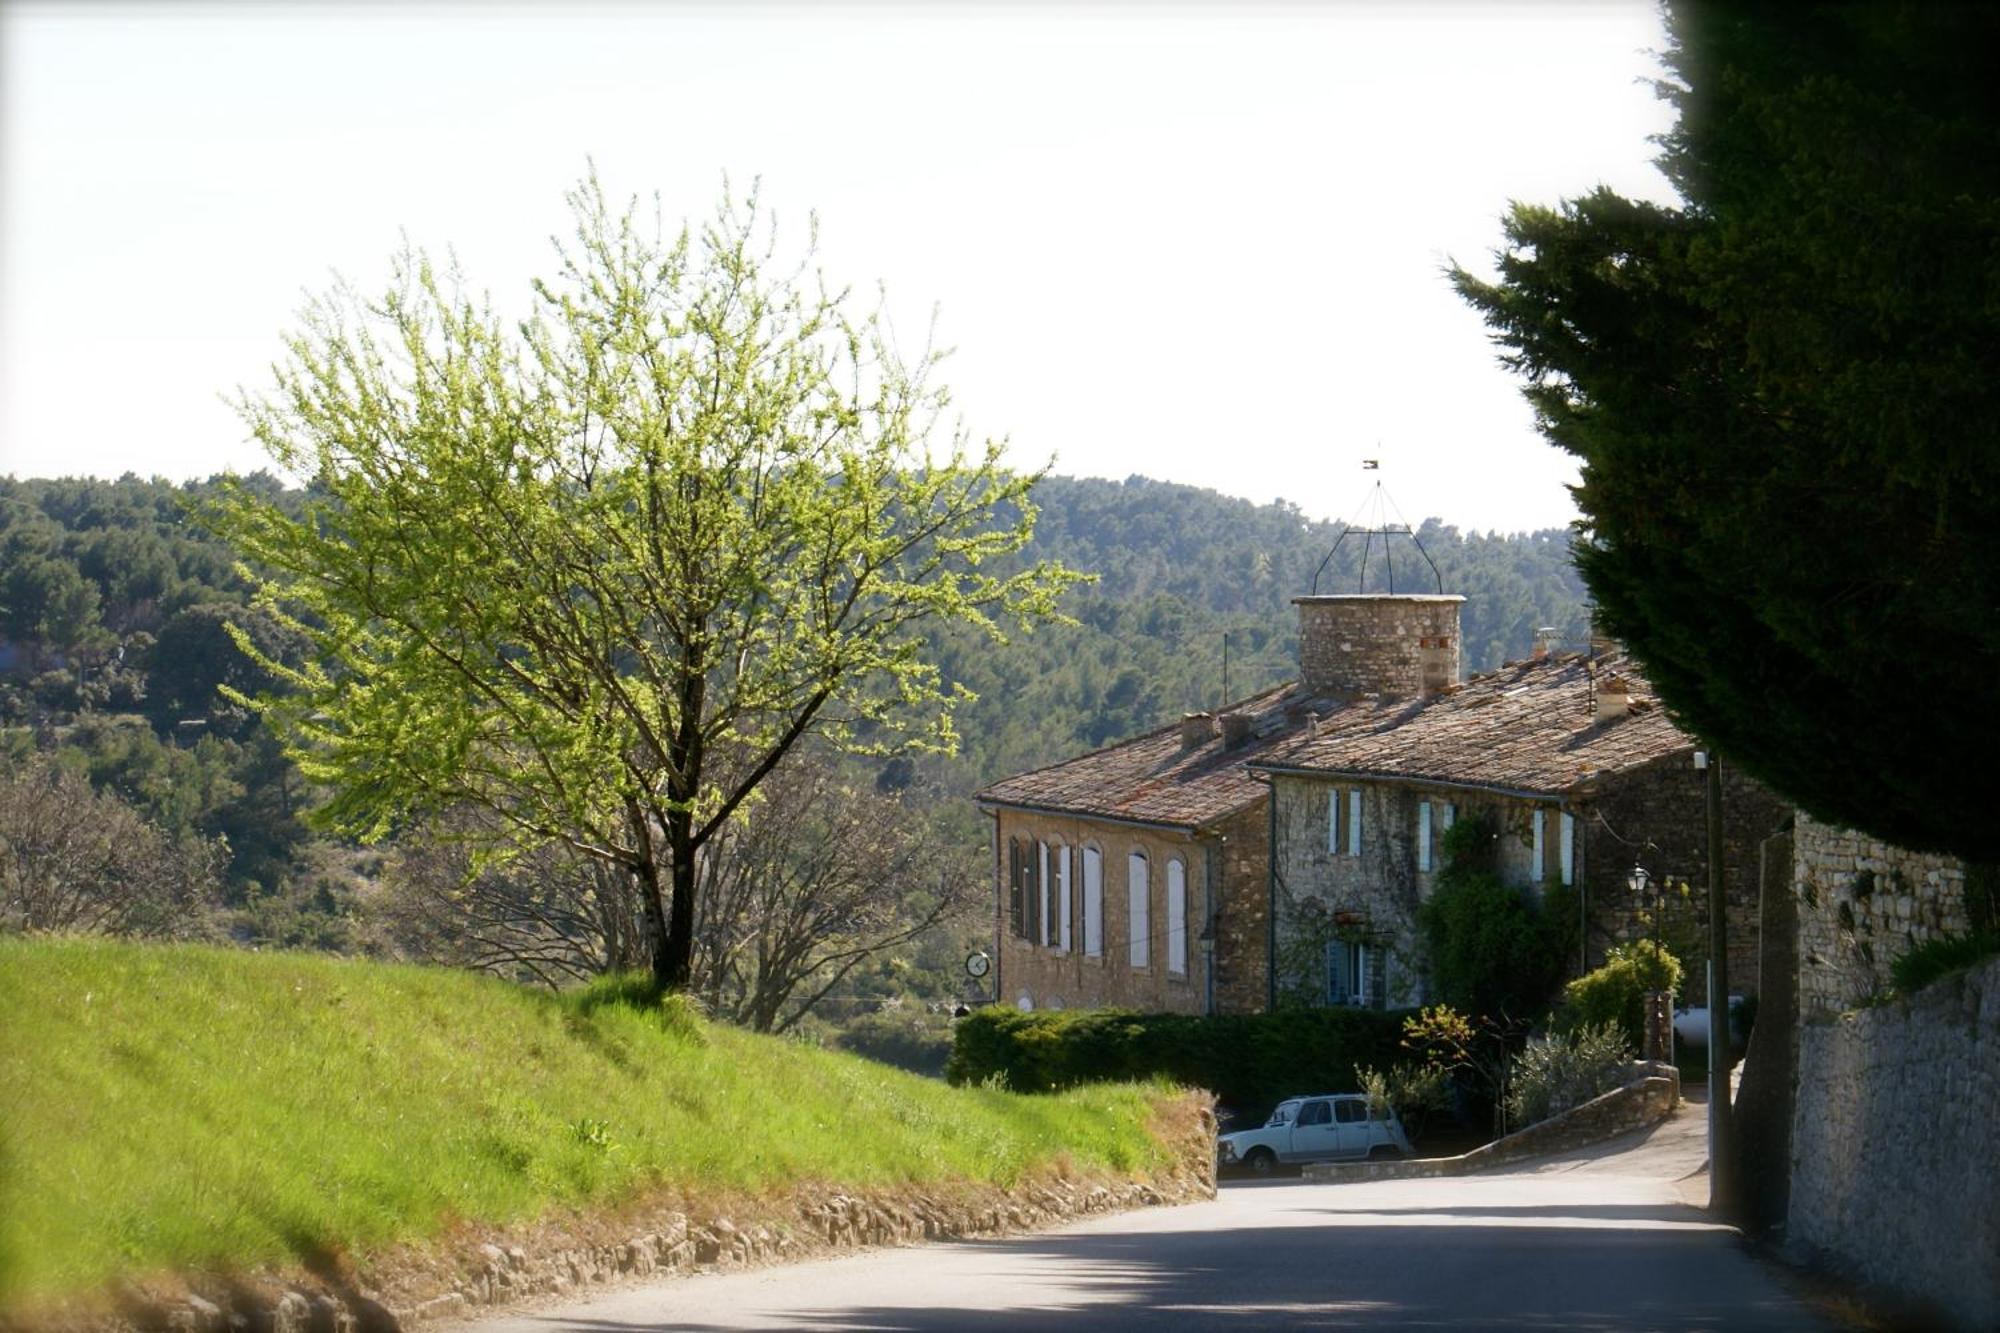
0 938 1172 1307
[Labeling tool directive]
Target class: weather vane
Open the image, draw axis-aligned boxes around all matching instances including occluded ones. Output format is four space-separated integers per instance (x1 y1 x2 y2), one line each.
1309 457 1442 596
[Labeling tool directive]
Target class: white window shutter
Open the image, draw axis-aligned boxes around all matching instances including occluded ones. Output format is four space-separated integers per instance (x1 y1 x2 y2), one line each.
1532 810 1545 881
1417 801 1433 873
1058 845 1073 951
1559 812 1576 887
1327 790 1339 854
1348 790 1362 857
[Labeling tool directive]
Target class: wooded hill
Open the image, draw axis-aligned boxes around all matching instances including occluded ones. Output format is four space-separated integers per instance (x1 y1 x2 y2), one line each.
0 471 1585 1023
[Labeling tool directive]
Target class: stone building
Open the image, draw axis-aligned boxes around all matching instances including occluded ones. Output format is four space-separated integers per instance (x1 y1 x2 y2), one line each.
1251 599 1786 1010
974 681 1332 1015
976 592 1785 1015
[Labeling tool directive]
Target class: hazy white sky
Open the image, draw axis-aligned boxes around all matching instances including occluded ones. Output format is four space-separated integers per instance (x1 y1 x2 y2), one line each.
1 1 1676 533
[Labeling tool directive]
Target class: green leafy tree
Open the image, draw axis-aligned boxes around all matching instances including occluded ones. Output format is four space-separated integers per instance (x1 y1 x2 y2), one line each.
216 177 1080 988
1453 4 2000 859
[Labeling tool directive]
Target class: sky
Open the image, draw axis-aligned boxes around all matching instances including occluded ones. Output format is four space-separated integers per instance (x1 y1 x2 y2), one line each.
0 1 1678 534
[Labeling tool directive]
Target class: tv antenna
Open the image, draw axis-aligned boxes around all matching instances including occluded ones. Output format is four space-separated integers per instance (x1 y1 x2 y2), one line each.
1310 461 1442 595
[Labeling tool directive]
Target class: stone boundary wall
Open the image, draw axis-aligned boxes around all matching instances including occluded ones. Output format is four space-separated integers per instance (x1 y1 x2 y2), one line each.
1794 812 1966 1016
10 1110 1217 1333
1304 1062 1679 1183
1787 955 2000 1330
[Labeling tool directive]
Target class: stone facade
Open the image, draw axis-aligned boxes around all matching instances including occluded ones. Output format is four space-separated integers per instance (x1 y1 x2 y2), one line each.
991 808 1216 1015
1294 594 1464 699
1792 812 1968 1016
1787 955 2000 1329
1266 756 1787 1011
1576 753 1786 1005
1207 801 1271 1016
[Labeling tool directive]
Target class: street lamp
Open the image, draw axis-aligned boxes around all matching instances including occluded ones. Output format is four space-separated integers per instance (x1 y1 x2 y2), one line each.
1628 861 1668 1062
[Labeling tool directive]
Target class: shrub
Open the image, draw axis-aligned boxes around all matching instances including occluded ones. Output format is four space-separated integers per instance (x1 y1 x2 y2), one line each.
1504 1022 1633 1128
1560 940 1683 1050
1416 815 1572 1017
947 1005 1407 1123
1357 1060 1451 1142
834 1007 955 1078
1888 930 2000 995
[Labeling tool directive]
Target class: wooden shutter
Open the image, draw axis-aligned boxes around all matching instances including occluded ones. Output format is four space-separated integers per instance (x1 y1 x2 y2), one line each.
1008 838 1024 939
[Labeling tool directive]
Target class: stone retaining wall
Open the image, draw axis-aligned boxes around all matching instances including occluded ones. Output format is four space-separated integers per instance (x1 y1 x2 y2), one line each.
1787 954 2000 1330
11 1105 1217 1333
1304 1063 1679 1183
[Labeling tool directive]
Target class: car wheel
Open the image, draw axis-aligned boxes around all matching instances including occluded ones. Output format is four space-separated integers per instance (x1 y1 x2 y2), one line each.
1367 1144 1401 1161
1244 1147 1277 1177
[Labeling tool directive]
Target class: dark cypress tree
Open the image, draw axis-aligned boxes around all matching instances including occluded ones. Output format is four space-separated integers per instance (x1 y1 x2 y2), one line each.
1453 3 2000 859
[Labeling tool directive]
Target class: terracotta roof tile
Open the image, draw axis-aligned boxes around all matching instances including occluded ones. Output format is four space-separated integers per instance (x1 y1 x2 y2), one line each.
975 682 1325 829
978 652 1695 826
1253 652 1691 795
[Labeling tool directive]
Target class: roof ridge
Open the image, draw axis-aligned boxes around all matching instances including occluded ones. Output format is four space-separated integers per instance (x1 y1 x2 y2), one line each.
973 678 1298 797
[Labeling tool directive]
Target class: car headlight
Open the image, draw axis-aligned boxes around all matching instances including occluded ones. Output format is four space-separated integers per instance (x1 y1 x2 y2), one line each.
1217 1140 1238 1161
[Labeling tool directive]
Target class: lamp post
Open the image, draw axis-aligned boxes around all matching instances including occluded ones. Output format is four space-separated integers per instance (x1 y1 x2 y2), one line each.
1695 748 1734 1218
1628 862 1667 1061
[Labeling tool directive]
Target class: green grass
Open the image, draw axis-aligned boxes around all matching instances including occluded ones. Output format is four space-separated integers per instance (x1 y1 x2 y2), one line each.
0 937 1175 1307
1888 929 2000 996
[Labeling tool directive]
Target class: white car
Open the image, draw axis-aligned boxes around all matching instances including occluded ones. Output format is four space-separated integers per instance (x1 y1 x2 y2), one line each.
1217 1094 1413 1175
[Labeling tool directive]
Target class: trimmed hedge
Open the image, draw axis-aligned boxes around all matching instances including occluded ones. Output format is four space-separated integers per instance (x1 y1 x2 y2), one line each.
946 1005 1410 1122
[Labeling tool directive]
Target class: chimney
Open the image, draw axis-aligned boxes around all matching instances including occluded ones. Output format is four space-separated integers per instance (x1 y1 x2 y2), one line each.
1218 711 1254 748
1532 626 1561 661
1180 712 1217 748
1588 613 1620 659
1293 594 1465 699
1595 673 1631 723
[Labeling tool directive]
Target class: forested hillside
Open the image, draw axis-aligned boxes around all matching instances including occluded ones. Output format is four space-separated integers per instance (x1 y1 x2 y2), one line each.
917 474 1588 792
0 471 1584 1030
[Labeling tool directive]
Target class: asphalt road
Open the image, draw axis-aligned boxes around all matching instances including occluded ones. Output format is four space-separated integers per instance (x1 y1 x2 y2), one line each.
456 1103 1830 1332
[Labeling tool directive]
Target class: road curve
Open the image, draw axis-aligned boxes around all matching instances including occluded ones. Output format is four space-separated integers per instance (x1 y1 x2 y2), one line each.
450 1103 1827 1332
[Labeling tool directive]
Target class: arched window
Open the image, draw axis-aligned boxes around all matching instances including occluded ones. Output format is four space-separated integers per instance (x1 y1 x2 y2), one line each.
1128 850 1150 968
1166 858 1188 976
1082 845 1104 958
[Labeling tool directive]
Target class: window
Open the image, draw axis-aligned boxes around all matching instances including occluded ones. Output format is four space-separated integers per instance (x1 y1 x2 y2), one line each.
1024 838 1042 943
1327 790 1340 854
1166 858 1188 976
1417 800 1433 873
1531 809 1546 881
1083 846 1103 958
1335 1099 1367 1125
1007 837 1025 939
1298 1100 1331 1127
1056 844 1072 952
1559 813 1576 887
1037 841 1052 946
1128 851 1150 968
1442 802 1457 834
1348 790 1363 856
1327 939 1385 1008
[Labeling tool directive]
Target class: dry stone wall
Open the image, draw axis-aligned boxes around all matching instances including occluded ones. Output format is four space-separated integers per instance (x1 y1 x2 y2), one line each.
1787 955 2000 1330
24 1109 1218 1333
1793 813 1966 1016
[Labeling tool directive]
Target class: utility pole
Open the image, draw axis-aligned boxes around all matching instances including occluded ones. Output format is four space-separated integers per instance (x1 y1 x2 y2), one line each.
1701 749 1735 1217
